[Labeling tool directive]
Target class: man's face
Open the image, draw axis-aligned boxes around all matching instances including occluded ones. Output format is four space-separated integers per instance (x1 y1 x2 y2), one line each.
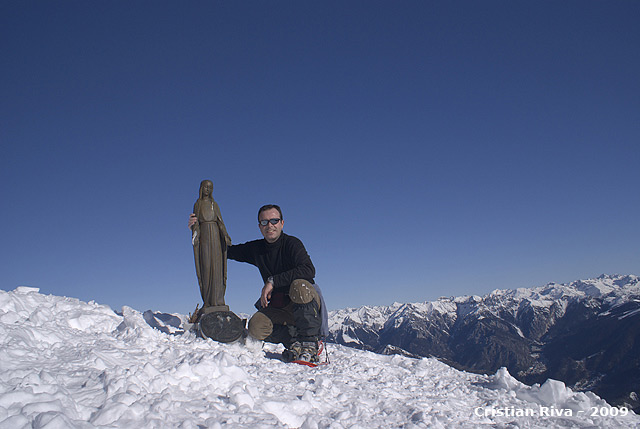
258 208 284 243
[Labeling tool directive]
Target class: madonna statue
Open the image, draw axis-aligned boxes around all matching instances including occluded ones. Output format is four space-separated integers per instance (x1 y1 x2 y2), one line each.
192 179 232 312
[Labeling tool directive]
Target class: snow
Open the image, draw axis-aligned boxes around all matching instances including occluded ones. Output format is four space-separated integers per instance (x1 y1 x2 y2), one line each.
2 287 639 428
425 299 457 316
329 303 403 332
619 306 640 320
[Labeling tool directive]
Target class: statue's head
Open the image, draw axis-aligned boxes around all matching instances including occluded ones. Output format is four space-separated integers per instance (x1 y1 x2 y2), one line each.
199 180 213 199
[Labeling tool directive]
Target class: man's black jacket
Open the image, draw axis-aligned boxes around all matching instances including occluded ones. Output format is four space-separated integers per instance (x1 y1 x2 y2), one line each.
227 233 315 295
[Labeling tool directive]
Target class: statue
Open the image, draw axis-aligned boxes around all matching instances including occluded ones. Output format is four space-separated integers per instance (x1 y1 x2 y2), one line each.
192 179 231 311
191 180 243 343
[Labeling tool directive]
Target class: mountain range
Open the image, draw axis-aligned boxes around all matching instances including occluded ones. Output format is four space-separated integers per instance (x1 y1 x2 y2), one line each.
328 274 640 412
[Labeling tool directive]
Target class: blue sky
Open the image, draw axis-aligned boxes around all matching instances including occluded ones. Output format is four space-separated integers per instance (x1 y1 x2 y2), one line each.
2 1 639 315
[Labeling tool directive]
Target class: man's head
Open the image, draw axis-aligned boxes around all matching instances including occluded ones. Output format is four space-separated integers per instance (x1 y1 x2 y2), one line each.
258 204 284 243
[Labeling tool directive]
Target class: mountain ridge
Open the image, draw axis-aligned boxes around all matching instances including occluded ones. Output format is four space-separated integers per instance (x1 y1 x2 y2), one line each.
328 274 640 412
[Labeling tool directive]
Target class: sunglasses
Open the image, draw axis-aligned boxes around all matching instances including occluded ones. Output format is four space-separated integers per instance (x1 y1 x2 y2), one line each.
259 218 282 226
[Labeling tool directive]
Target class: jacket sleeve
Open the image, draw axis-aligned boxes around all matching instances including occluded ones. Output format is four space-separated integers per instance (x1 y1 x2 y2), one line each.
272 237 315 291
227 241 254 264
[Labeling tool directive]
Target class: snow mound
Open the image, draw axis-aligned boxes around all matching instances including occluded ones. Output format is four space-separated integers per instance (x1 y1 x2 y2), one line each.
1 287 638 428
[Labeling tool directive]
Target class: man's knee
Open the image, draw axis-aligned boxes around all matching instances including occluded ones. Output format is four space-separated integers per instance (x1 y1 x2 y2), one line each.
248 311 273 340
289 279 319 306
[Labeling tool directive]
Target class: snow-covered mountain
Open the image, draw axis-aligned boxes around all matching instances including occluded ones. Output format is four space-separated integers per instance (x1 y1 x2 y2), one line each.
2 286 639 427
329 274 640 414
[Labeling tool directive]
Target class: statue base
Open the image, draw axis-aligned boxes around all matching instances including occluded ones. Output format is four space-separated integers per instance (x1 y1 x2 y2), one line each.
199 310 245 343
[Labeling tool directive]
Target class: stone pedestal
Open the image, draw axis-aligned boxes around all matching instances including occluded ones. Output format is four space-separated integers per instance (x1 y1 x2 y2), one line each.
199 310 245 343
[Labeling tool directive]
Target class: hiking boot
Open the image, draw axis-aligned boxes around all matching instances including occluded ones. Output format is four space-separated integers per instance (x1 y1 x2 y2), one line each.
298 341 320 363
282 341 302 362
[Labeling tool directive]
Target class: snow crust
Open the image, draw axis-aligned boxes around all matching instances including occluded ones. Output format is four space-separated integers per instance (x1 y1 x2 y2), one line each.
1 286 638 428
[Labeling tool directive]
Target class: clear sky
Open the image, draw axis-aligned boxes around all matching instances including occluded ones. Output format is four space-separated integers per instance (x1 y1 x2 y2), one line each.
2 1 639 315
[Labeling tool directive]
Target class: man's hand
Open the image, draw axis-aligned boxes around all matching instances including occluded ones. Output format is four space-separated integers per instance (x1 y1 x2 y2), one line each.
260 281 274 308
188 213 198 230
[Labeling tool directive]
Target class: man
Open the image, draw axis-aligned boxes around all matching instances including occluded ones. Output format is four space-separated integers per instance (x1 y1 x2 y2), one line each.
189 204 324 363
